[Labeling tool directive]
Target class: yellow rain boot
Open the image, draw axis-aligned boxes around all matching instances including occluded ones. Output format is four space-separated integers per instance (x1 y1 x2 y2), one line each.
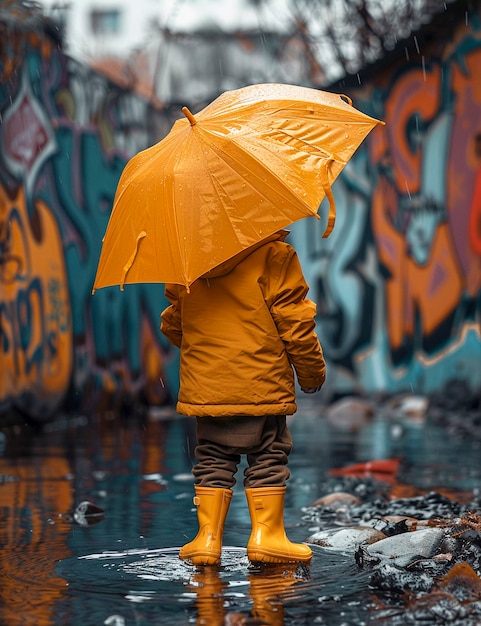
245 486 312 563
179 486 232 565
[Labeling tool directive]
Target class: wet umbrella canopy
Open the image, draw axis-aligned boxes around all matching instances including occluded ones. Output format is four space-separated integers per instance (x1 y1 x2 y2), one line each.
93 83 382 291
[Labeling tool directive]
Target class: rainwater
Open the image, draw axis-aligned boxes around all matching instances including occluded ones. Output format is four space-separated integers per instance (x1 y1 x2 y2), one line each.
1 398 480 625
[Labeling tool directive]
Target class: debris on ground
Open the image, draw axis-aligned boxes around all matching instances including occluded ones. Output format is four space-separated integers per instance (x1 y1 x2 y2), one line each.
304 472 481 625
72 501 105 526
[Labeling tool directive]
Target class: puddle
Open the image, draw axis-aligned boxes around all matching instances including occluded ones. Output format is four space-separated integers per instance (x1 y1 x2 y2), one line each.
0 400 480 625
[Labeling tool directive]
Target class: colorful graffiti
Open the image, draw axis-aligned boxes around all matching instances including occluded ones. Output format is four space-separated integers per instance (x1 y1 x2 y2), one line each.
0 26 178 420
2 10 481 421
0 183 72 419
294 16 481 396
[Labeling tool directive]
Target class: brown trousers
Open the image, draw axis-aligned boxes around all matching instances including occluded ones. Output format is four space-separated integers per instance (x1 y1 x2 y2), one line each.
193 415 292 489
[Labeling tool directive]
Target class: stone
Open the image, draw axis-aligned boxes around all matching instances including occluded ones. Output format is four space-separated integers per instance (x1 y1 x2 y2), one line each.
311 491 362 509
365 527 446 567
306 526 386 551
325 397 374 431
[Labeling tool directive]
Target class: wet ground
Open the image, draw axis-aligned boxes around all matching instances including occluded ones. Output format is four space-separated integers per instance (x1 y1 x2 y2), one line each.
1 396 481 626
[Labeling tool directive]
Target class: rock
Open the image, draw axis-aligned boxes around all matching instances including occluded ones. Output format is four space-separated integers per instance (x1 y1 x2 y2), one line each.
306 526 386 551
325 397 374 431
355 491 461 521
310 491 362 509
364 527 446 567
369 562 436 594
385 394 429 421
73 501 105 526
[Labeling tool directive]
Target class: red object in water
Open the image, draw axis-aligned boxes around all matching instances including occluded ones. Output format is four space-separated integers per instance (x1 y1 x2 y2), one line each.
329 458 400 477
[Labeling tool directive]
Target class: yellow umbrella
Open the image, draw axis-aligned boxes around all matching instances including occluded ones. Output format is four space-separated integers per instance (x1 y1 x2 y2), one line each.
93 83 382 292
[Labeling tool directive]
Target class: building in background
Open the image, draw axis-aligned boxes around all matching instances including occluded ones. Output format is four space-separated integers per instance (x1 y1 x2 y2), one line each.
36 0 451 102
38 0 291 62
37 0 316 105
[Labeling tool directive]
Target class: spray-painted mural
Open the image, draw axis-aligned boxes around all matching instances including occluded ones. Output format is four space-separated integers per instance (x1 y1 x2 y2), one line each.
0 25 179 420
293 10 481 398
1 8 481 422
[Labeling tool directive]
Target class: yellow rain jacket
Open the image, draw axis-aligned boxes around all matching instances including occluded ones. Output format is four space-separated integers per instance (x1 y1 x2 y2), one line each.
160 231 326 417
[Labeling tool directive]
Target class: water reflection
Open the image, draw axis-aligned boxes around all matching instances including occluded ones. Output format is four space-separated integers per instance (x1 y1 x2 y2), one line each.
0 401 480 625
188 566 228 625
0 444 72 626
0 413 196 626
186 562 310 626
248 563 309 625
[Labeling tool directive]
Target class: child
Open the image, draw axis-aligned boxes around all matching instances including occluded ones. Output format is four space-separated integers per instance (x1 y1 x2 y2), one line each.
160 229 326 565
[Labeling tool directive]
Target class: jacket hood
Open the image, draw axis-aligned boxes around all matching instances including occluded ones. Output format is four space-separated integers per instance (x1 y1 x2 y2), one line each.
201 230 290 280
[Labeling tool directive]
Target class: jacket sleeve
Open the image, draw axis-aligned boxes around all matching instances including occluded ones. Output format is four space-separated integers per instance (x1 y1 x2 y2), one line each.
160 284 182 348
269 247 326 390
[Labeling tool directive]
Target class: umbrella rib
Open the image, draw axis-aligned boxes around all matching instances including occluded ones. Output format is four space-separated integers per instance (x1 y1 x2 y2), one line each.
228 133 337 238
163 132 191 286
195 133 254 248
264 127 336 163
199 131 318 243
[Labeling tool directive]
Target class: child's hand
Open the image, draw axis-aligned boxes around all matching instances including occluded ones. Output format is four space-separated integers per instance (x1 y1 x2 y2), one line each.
301 386 322 394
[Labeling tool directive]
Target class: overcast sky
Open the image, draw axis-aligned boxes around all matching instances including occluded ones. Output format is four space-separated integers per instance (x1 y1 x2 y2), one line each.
34 0 295 64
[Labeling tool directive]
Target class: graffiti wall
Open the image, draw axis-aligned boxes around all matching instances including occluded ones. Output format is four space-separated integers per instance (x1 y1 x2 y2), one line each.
2 8 481 422
292 8 481 398
0 24 180 420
